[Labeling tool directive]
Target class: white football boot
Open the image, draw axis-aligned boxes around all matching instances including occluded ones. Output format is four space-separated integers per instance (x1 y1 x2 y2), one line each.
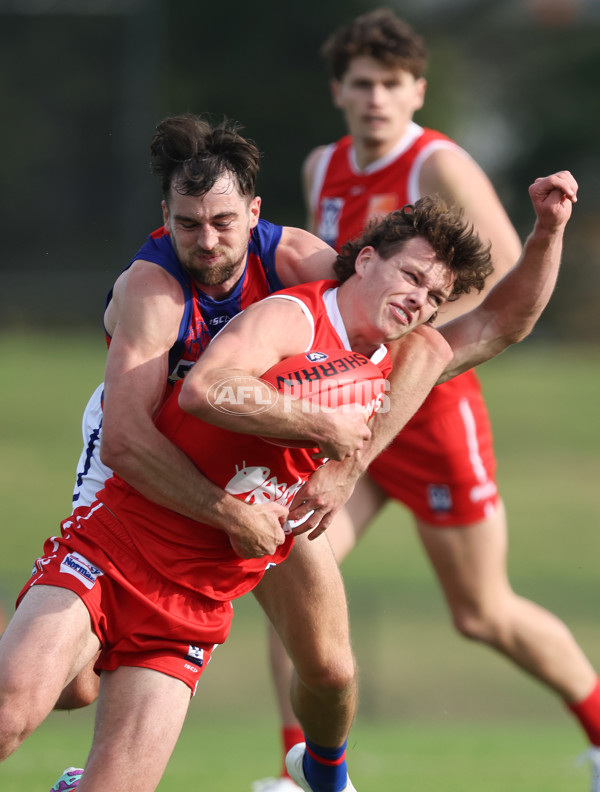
285 743 357 792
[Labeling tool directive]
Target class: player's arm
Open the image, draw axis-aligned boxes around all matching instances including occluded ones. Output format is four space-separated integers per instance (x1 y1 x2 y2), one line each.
287 325 453 538
289 163 574 537
274 226 337 286
101 261 285 545
420 146 523 323
438 170 577 382
302 145 328 234
179 298 371 460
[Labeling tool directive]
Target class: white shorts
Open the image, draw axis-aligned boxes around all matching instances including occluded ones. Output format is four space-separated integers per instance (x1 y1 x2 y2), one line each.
72 383 113 508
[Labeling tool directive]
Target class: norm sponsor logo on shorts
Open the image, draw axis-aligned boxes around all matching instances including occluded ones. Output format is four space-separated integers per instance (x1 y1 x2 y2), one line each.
207 376 278 415
60 552 104 590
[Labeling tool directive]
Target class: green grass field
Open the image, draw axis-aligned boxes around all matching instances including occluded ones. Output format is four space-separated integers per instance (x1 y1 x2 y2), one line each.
0 332 599 790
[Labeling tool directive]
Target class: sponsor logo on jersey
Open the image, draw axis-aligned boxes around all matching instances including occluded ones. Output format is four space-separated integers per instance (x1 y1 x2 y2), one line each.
225 463 304 510
318 197 344 248
427 484 453 513
185 645 205 667
208 314 231 327
367 193 398 220
60 552 104 590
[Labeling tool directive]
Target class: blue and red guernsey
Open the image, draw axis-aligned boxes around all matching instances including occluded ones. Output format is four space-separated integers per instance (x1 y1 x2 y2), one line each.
104 218 284 382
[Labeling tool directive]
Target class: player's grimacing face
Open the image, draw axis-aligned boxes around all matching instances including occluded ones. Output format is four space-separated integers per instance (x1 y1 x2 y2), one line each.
355 236 454 344
332 56 426 148
163 175 260 295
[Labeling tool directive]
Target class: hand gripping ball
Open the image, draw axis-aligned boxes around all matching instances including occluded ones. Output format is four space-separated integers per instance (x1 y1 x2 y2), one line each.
259 348 388 447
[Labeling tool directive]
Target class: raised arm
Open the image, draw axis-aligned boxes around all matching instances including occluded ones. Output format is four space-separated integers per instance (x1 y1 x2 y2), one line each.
438 170 578 382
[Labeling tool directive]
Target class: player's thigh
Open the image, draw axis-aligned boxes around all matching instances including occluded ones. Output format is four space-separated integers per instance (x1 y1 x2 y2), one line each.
0 584 100 707
415 500 510 608
254 533 351 670
86 666 191 788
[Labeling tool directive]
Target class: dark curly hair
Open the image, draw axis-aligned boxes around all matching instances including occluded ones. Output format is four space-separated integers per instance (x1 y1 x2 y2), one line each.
150 113 260 202
321 8 428 81
334 195 493 303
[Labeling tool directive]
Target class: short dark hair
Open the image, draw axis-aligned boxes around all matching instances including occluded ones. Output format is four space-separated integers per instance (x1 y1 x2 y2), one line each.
321 8 428 81
150 113 260 202
334 195 493 303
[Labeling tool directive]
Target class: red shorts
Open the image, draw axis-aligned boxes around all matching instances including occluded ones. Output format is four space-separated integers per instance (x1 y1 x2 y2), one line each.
368 373 498 527
17 506 233 694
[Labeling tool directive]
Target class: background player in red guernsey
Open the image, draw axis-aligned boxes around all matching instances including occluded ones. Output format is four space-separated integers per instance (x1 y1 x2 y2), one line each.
253 10 600 792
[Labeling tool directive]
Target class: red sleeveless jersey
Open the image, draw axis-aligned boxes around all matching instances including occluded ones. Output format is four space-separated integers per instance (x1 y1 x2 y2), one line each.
97 281 391 602
311 123 482 411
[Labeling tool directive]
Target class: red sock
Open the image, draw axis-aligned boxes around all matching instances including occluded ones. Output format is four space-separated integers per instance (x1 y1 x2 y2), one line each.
567 679 600 746
280 725 305 778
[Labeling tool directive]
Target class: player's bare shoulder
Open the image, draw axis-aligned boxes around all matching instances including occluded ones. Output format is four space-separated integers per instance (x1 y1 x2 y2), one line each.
275 226 336 287
104 259 186 337
418 142 476 201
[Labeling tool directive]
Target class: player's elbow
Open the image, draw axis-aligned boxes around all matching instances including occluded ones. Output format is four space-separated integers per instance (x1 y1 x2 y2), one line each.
99 434 124 471
482 310 538 358
499 314 537 347
99 424 136 471
178 376 210 418
507 327 532 346
422 325 454 367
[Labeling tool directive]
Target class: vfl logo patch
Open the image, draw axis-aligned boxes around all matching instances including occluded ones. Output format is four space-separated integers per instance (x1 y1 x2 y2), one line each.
185 645 205 667
427 484 453 513
60 552 104 590
318 197 344 248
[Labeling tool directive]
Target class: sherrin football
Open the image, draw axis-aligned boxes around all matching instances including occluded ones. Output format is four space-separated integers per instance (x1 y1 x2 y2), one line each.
259 348 388 448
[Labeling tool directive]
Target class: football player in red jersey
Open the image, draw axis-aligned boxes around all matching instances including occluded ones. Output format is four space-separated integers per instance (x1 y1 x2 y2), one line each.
253 10 600 792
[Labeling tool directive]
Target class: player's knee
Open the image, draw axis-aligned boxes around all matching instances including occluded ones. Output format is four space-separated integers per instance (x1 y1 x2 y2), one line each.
0 692 40 759
296 651 356 695
451 605 499 644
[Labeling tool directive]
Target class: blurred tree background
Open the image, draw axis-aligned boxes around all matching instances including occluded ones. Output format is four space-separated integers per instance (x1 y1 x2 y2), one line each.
0 0 598 338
